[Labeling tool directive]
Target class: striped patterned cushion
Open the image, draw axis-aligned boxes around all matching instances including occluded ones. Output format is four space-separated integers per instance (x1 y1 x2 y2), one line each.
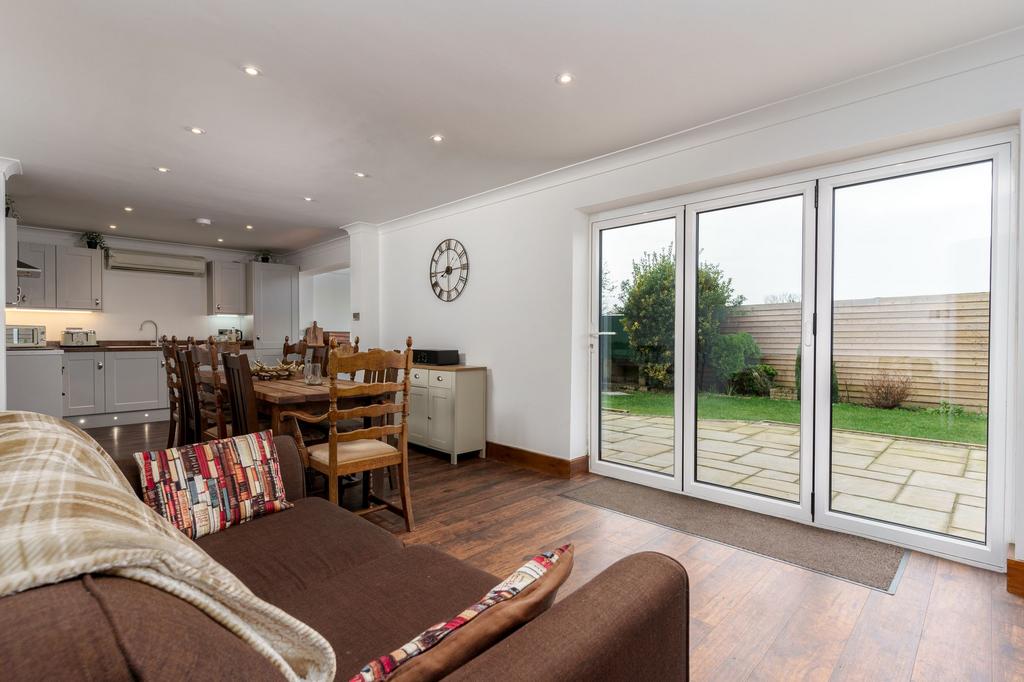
134 430 292 540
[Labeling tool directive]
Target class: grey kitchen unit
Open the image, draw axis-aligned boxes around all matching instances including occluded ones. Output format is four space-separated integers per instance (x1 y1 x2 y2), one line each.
407 365 486 465
248 262 299 363
6 349 64 417
62 351 105 416
16 242 57 308
207 260 246 314
4 218 17 306
55 245 103 310
63 350 167 423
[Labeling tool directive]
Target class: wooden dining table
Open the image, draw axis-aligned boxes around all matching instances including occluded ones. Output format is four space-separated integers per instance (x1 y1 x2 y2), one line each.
199 370 361 436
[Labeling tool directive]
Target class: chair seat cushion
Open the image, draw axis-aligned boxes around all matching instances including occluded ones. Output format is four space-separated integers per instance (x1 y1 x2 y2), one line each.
308 439 398 466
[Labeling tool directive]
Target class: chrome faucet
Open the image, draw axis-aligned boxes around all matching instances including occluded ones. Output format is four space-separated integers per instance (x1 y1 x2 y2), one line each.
139 319 159 344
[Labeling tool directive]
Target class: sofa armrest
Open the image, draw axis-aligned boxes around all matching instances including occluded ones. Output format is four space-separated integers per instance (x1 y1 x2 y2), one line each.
273 434 306 501
445 552 688 681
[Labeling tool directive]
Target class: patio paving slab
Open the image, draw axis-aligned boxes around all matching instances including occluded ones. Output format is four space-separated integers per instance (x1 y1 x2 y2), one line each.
599 411 987 542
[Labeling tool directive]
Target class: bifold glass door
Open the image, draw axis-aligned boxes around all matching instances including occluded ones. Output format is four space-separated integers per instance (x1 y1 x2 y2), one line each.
682 184 816 521
591 139 1011 567
814 146 1010 567
592 211 683 491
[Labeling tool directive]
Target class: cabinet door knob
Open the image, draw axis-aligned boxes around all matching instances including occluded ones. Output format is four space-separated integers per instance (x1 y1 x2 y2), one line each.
97 362 104 370
94 298 101 306
216 304 222 310
160 360 166 367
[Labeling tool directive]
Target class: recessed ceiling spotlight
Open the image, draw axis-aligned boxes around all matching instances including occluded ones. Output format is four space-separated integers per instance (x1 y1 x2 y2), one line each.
109 224 117 229
245 224 253 230
217 238 224 243
243 65 261 76
195 217 212 226
123 206 133 212
555 72 574 85
303 196 314 201
430 134 445 143
155 166 170 173
189 126 206 135
353 171 368 178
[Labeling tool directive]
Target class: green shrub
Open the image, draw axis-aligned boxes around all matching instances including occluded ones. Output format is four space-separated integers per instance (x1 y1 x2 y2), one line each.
795 347 840 403
707 332 761 391
620 248 675 388
729 363 778 396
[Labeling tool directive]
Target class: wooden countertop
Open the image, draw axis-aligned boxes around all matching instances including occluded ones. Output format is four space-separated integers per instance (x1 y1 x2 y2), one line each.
11 340 255 352
411 363 485 371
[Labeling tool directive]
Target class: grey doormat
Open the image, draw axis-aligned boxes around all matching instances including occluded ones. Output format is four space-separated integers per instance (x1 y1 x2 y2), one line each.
562 477 907 592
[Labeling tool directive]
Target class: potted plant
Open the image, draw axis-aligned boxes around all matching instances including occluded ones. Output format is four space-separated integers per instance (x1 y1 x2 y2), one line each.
255 250 273 263
80 231 107 250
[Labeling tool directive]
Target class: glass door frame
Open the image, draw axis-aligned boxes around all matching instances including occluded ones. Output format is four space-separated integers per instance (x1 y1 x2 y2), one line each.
590 207 685 493
681 182 817 523
813 142 1013 569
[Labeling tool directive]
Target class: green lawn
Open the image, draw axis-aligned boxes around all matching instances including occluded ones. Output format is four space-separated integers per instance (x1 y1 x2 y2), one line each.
602 391 988 445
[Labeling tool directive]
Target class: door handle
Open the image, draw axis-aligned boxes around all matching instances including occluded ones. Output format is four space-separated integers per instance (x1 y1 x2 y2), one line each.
802 317 814 348
589 331 616 337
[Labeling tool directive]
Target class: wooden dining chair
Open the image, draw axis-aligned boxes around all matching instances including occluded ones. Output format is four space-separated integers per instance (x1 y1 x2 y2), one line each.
160 336 186 447
189 336 230 439
282 337 414 531
175 347 205 446
221 352 262 437
283 336 328 367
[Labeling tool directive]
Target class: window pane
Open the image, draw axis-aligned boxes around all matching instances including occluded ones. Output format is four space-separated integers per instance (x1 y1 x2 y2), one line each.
830 162 991 542
599 218 676 476
694 196 804 502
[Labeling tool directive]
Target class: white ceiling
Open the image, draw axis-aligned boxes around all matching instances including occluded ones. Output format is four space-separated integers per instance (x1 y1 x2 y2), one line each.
2 1 1022 252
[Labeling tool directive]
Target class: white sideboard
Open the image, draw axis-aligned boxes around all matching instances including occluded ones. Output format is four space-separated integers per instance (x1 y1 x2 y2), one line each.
407 364 486 465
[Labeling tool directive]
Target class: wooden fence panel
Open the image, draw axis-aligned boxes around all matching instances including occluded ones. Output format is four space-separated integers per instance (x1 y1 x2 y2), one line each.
720 292 990 411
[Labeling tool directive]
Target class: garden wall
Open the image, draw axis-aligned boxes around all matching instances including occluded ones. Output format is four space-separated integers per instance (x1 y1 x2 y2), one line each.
721 292 990 411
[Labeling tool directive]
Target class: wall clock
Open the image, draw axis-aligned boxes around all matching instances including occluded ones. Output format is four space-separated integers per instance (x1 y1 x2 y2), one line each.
430 238 469 302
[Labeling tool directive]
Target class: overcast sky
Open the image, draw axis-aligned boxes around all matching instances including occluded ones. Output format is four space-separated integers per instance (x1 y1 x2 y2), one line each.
601 161 992 311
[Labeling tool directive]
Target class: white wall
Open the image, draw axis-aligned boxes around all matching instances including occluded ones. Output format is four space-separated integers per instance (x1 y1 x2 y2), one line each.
368 29 1024 466
6 226 255 341
310 270 351 331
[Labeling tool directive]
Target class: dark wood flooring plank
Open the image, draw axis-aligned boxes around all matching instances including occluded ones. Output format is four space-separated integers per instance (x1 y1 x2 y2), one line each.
830 552 937 682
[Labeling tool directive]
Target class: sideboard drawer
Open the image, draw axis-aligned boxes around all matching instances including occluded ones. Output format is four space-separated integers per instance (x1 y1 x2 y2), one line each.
410 368 429 387
428 370 455 387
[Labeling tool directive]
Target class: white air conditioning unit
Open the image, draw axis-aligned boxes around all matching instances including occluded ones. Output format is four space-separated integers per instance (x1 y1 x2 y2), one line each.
105 248 206 276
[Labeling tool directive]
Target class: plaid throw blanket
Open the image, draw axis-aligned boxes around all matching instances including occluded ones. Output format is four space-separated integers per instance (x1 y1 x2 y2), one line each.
0 411 336 681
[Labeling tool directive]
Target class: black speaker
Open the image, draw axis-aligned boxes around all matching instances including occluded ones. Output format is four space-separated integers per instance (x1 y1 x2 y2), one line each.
412 349 460 365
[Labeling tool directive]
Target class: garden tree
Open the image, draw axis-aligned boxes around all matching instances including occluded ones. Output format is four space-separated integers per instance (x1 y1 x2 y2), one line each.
696 261 749 390
621 251 754 390
600 261 621 314
620 248 675 388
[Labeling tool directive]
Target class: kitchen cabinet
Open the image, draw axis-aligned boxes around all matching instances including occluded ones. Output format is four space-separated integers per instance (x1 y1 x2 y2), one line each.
408 384 429 444
407 366 486 465
4 218 17 307
207 260 246 314
104 351 166 413
248 262 299 357
17 242 56 308
63 352 105 416
56 246 102 310
7 350 64 417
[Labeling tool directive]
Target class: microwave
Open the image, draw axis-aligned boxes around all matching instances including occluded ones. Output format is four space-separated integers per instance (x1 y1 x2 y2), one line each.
6 325 47 348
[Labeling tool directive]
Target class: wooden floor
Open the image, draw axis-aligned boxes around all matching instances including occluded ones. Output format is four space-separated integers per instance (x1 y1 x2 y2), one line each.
90 422 1024 681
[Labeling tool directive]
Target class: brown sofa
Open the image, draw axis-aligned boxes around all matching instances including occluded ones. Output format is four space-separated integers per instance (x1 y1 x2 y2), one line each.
0 435 688 680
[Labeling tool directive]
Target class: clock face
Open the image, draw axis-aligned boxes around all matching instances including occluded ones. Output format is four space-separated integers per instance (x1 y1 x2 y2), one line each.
430 238 469 302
